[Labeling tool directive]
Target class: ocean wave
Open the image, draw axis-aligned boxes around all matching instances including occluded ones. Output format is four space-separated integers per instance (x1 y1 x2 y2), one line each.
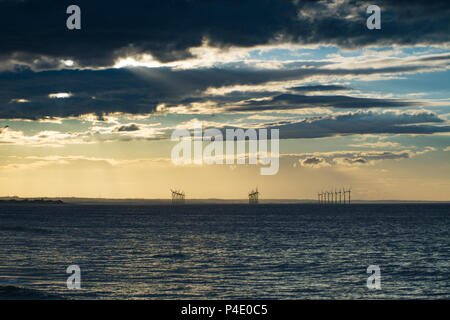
0 285 63 300
0 225 53 235
151 253 187 259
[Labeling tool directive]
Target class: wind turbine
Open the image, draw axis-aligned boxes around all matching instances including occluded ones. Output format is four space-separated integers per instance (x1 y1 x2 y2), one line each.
348 187 351 204
343 187 351 204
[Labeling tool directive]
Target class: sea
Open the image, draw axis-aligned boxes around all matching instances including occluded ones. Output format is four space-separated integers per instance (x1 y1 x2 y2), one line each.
0 203 448 299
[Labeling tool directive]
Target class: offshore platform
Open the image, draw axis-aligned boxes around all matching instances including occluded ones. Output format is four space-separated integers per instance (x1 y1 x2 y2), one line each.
248 187 259 204
171 189 185 204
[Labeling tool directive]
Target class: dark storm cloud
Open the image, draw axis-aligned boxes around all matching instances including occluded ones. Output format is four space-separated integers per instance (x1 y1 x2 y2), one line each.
296 150 412 167
418 54 450 62
344 157 368 164
265 110 450 139
289 85 350 92
230 93 415 112
203 110 450 140
115 124 140 132
0 66 428 120
0 0 448 68
302 157 324 165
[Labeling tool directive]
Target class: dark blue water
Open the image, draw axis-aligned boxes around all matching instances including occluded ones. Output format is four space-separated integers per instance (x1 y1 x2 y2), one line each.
0 204 448 299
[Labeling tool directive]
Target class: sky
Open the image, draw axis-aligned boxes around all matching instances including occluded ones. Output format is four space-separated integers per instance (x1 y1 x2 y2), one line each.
0 0 449 200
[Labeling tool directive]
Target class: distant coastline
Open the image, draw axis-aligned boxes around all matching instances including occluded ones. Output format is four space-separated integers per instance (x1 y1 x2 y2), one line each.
1 197 449 206
0 197 63 205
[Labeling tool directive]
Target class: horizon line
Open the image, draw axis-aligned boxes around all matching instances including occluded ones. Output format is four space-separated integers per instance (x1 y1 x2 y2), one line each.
1 196 449 203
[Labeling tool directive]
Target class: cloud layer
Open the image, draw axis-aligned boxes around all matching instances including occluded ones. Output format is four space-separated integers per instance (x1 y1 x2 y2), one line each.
1 62 443 120
270 110 450 139
0 0 449 69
